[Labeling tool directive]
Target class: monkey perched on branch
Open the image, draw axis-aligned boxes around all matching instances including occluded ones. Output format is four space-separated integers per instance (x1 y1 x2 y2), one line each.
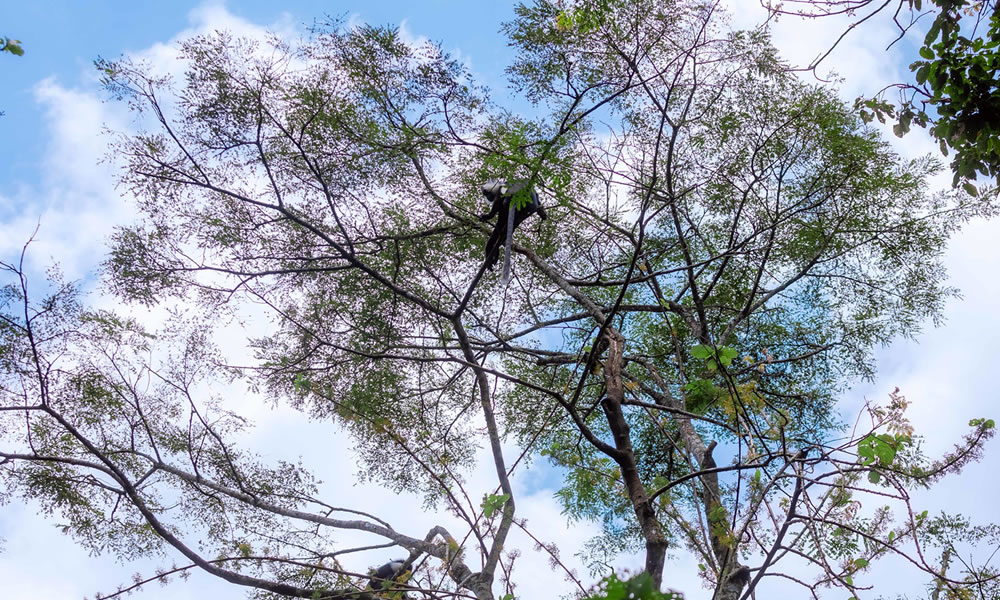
479 179 547 281
368 559 407 591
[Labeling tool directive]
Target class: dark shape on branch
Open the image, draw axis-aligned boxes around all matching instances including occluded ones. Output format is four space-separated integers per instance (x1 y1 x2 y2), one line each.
479 179 547 279
368 559 407 591
701 440 717 471
726 565 751 587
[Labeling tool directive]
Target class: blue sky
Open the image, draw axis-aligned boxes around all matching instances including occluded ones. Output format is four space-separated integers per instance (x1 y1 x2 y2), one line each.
1 1 521 195
1 2 999 599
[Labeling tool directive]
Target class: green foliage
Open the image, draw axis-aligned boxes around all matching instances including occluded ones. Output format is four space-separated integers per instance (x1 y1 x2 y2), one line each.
856 0 1000 188
857 432 908 470
482 493 511 518
555 0 619 33
682 379 721 414
690 344 737 371
912 6 1000 185
585 573 683 600
1 36 23 56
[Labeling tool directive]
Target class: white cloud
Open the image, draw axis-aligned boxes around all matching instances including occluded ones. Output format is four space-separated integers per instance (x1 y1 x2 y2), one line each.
370 16 476 82
0 2 302 283
0 499 236 600
0 78 130 281
133 2 297 81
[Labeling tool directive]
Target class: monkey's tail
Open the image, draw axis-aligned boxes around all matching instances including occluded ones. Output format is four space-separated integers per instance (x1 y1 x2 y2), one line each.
500 202 516 283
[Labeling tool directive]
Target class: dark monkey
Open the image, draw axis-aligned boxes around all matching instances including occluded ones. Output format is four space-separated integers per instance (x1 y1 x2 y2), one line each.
479 179 547 279
368 559 406 591
727 565 752 587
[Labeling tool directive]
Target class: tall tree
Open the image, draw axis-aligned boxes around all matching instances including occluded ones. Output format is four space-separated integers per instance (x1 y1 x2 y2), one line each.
1 2 997 600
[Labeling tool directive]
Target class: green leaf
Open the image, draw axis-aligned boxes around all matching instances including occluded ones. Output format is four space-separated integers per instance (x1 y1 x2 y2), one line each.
962 182 978 197
919 46 935 60
717 346 738 367
482 493 511 518
690 344 713 359
857 438 875 460
868 471 881 484
854 558 869 568
292 373 312 392
873 444 896 466
683 379 719 413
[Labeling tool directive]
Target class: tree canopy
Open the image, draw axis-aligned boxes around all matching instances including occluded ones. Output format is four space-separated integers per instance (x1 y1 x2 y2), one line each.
1 2 998 600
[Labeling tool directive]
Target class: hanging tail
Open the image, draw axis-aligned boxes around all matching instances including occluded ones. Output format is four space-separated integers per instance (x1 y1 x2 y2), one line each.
500 201 515 283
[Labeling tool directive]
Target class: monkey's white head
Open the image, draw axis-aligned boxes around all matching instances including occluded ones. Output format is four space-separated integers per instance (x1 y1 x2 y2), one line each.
481 179 504 196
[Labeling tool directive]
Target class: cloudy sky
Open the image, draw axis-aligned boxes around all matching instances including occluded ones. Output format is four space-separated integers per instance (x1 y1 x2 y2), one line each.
1 2 998 599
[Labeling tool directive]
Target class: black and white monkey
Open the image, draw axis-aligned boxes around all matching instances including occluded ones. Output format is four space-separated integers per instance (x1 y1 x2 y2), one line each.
368 559 407 591
479 179 547 281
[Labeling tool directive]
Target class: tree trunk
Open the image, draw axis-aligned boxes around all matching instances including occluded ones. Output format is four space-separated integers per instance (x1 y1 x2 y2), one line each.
601 331 669 586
